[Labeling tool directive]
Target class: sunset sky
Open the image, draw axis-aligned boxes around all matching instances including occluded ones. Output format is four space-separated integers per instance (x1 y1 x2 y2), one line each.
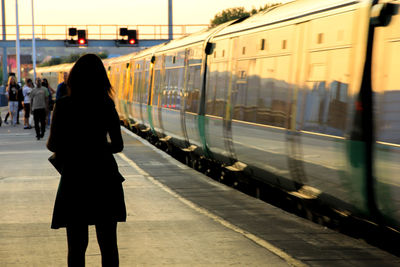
5 0 290 26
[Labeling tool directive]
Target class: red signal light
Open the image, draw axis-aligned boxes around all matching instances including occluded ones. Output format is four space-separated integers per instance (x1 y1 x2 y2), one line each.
78 38 86 45
129 39 135 44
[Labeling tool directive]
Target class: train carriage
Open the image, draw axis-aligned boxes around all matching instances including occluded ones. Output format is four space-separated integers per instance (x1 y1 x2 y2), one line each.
34 0 400 232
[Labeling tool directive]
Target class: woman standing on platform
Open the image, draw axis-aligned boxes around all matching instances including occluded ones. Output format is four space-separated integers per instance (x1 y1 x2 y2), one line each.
47 54 126 267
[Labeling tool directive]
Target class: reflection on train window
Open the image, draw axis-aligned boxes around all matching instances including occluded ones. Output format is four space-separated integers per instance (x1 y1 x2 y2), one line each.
152 70 161 107
186 65 201 113
127 68 134 101
206 62 228 117
232 57 291 128
300 80 348 136
122 68 130 100
132 66 142 103
142 70 149 104
161 68 183 110
232 60 250 121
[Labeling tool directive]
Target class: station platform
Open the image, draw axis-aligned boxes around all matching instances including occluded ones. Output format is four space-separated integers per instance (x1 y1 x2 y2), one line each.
1 116 400 266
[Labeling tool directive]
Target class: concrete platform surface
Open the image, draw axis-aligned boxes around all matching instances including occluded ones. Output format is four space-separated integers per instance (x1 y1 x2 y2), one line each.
0 117 399 266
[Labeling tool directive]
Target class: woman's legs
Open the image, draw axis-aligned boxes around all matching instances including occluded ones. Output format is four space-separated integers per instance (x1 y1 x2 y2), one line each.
95 222 119 267
9 101 18 125
66 224 88 267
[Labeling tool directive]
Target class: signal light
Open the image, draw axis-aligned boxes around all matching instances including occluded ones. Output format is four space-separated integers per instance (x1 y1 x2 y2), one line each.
116 29 138 47
127 30 137 45
65 28 88 47
77 30 87 46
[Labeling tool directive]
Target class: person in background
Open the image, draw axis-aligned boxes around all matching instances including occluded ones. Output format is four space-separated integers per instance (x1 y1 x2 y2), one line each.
56 72 68 101
16 83 24 125
47 54 126 267
30 77 48 140
4 76 20 126
22 78 33 129
42 78 55 126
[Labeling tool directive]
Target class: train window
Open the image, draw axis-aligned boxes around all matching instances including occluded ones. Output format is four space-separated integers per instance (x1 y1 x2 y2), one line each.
282 40 287 50
206 63 218 115
206 62 228 117
248 56 292 127
215 64 228 117
317 33 324 44
214 51 217 58
260 39 265 50
172 56 176 64
152 70 161 107
232 60 249 121
142 70 149 104
222 50 225 57
242 47 246 55
162 68 182 110
185 65 201 113
133 67 143 103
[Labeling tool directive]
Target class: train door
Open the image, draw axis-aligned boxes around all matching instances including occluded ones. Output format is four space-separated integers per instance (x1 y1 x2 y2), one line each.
132 60 144 124
295 7 369 213
121 62 131 123
287 22 308 188
151 55 165 136
127 59 135 125
184 46 203 149
371 1 400 229
147 56 156 133
141 59 150 129
180 48 191 148
204 39 230 161
228 29 295 186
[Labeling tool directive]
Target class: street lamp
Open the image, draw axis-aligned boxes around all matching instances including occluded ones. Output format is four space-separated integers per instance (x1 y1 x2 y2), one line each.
32 0 36 81
16 0 21 84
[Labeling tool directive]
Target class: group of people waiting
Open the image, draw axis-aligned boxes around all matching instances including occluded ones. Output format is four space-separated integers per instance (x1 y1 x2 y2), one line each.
2 72 68 140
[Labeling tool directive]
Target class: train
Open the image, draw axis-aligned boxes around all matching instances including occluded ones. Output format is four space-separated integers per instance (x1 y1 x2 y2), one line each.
36 0 400 232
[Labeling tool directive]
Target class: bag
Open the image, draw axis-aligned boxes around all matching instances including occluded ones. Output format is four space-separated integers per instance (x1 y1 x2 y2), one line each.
48 153 63 174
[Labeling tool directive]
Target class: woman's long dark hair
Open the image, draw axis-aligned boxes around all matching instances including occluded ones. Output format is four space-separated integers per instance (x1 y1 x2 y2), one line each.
67 53 113 103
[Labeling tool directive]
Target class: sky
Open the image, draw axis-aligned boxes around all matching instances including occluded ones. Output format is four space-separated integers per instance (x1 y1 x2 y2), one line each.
4 0 290 26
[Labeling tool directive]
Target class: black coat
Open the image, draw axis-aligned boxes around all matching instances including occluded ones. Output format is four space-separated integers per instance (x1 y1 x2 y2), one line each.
47 96 126 229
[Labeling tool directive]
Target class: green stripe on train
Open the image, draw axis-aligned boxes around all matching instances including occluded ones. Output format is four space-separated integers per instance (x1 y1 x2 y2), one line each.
345 140 369 214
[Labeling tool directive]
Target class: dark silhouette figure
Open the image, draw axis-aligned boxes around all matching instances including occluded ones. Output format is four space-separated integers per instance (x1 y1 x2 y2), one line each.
47 54 126 267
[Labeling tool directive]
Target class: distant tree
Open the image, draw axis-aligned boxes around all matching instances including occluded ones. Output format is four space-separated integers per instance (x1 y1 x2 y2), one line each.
210 7 250 28
63 53 81 63
39 57 62 67
38 51 109 67
210 3 281 27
